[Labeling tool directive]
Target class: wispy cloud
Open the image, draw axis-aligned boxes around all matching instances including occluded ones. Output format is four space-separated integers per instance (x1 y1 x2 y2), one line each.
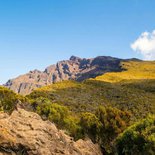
131 30 155 60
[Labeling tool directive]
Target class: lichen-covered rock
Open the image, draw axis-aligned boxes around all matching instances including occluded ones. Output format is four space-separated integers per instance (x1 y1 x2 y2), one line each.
0 108 102 155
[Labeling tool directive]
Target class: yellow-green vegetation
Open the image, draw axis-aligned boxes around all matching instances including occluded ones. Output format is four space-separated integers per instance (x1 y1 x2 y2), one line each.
115 115 155 155
95 61 155 82
31 97 80 138
80 106 131 153
27 79 155 121
30 96 131 154
0 86 26 113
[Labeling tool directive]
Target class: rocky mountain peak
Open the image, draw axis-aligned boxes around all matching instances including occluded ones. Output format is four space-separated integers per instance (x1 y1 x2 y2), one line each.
69 55 82 61
4 56 124 95
29 69 42 74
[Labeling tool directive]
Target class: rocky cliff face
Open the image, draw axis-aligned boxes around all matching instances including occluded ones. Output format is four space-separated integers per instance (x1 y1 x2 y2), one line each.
0 108 102 155
4 56 123 95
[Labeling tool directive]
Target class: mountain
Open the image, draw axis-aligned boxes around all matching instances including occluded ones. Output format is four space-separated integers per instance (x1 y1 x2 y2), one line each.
1 57 155 154
27 60 155 120
26 59 155 153
0 108 102 155
4 56 125 95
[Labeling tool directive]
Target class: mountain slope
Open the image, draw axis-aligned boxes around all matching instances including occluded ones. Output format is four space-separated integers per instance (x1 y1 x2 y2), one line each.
4 56 125 95
26 61 155 153
2 58 155 154
27 79 155 121
94 60 155 82
27 60 155 121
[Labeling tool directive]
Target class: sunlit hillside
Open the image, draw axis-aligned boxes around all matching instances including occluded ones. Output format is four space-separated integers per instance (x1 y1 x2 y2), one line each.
25 60 155 154
27 79 155 122
27 76 155 153
94 61 155 82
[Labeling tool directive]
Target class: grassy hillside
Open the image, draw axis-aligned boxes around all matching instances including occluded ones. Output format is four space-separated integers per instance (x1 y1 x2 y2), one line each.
94 61 155 82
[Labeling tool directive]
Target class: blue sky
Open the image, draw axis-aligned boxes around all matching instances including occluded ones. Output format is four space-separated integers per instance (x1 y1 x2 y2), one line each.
0 0 155 83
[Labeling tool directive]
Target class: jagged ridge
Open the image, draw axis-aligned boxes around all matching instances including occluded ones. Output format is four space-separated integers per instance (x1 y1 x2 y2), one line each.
4 56 125 95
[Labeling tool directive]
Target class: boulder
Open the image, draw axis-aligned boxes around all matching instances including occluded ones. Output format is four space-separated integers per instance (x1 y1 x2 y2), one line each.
0 108 102 155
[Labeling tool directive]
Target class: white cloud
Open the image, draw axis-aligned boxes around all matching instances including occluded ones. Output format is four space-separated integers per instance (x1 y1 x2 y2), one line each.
131 30 155 60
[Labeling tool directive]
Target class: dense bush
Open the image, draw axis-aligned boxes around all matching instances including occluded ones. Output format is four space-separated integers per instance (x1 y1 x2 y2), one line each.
97 106 131 153
31 97 81 138
30 96 131 153
96 106 131 139
0 86 26 113
79 106 131 154
115 115 155 155
80 112 102 142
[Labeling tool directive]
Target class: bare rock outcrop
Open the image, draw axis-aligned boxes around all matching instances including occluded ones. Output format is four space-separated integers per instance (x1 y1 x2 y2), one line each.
0 108 102 155
4 56 123 95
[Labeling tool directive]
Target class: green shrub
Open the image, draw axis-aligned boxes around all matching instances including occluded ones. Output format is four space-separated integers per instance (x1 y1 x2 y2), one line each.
0 86 26 113
79 106 131 154
115 115 155 155
80 112 102 142
36 102 69 127
96 106 131 154
31 97 81 138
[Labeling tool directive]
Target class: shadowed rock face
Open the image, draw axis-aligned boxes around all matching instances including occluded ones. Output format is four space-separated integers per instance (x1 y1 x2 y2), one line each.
4 56 123 95
0 108 102 155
